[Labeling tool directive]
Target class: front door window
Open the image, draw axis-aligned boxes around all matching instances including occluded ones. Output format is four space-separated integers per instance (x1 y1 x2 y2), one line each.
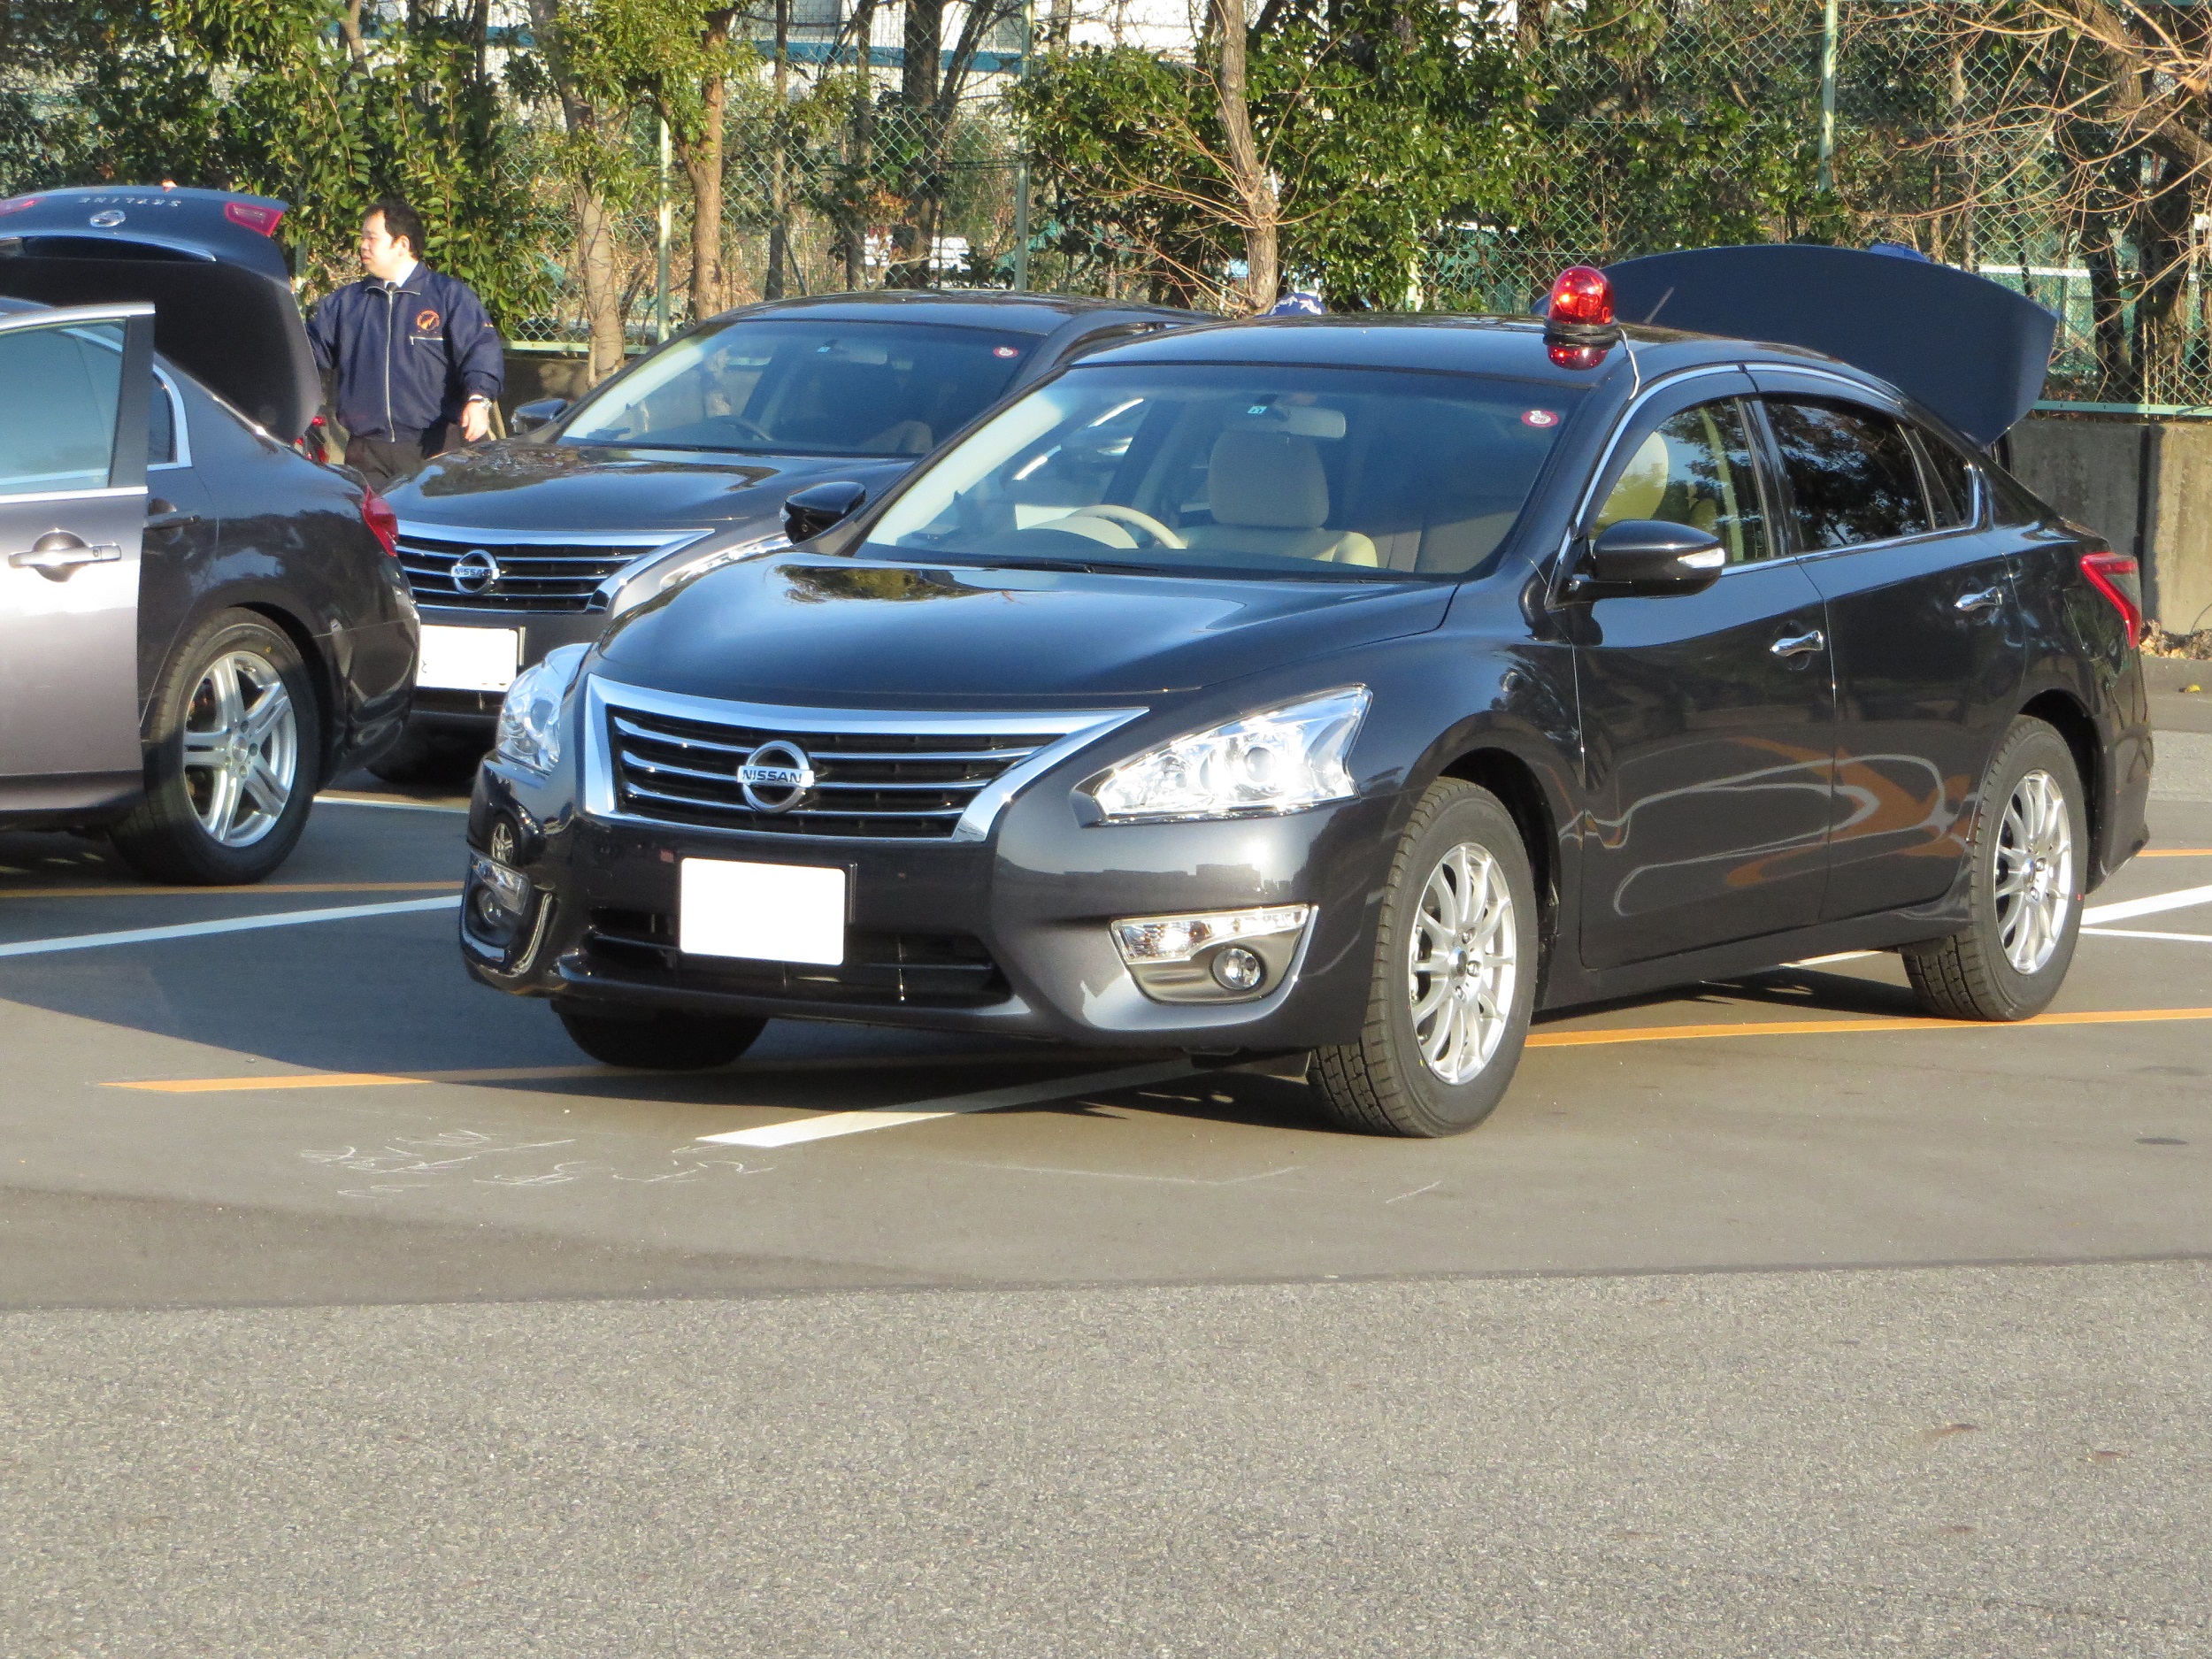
1593 398 1773 565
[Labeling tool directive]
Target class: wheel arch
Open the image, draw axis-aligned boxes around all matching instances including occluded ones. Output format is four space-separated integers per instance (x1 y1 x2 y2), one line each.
1435 744 1561 984
234 601 340 775
2016 687 2103 878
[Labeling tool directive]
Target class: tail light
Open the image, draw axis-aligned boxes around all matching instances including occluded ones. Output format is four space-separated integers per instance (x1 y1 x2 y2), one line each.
1548 265 1614 327
223 200 285 236
2078 551 2143 646
361 490 400 558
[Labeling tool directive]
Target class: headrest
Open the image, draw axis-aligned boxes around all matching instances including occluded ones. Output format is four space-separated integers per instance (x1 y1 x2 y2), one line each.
1209 429 1329 529
1597 430 1673 526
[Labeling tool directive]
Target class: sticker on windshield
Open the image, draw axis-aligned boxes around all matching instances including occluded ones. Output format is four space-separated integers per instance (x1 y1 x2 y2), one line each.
994 344 1021 358
1521 408 1560 428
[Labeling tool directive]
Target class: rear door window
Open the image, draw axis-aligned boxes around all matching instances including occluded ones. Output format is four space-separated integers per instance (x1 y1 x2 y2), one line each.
0 320 123 495
1765 397 1932 549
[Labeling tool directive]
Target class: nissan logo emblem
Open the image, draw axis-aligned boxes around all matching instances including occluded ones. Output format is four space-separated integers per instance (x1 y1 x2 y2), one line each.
88 210 127 227
737 739 817 813
450 549 502 595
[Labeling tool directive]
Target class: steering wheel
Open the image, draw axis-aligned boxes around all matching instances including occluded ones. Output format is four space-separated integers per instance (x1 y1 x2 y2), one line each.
715 415 776 446
1059 503 1187 549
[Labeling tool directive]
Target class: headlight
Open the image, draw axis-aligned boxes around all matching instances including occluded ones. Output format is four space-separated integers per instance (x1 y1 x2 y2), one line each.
494 643 589 775
1086 687 1371 822
607 533 788 618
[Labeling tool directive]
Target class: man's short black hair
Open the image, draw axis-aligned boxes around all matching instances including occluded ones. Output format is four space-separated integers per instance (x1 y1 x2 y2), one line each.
365 198 426 258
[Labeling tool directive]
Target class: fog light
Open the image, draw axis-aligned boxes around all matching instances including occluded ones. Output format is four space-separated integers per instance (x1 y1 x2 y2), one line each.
465 851 535 952
1111 903 1311 1005
1211 946 1264 992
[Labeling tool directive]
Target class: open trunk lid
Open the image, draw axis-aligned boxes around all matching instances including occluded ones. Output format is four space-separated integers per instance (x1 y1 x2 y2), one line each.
0 186 319 442
1605 243 2058 448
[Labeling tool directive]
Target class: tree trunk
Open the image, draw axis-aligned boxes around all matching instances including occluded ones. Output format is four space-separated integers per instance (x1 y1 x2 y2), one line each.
685 12 734 321
887 0 945 287
844 0 880 288
1211 0 1279 312
526 0 627 383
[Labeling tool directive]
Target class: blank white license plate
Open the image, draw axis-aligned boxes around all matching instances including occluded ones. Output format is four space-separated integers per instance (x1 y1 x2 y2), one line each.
680 858 847 965
419 625 521 692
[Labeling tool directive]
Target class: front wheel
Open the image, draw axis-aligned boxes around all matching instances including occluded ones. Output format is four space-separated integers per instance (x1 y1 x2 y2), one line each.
1311 779 1539 1137
109 610 319 885
556 1004 767 1070
1901 718 2085 1021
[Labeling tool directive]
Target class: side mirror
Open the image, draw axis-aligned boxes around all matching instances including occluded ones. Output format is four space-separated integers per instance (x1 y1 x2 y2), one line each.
783 480 869 542
511 397 570 436
1577 519 1727 592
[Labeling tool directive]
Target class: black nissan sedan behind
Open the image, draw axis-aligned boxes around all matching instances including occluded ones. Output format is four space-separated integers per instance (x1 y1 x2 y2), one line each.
457 251 2151 1137
377 291 1193 779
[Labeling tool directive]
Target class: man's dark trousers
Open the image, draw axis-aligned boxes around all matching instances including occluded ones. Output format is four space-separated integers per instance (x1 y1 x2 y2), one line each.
344 424 453 493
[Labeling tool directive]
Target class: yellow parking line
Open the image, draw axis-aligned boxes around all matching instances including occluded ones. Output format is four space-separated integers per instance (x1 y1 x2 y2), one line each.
4 881 461 900
1527 1005 2212 1049
103 1049 1143 1094
2140 849 2212 857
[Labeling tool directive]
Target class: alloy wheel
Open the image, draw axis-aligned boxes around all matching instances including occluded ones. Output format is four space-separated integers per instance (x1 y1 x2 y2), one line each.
1993 766 2074 975
180 649 297 848
1406 841 1519 1084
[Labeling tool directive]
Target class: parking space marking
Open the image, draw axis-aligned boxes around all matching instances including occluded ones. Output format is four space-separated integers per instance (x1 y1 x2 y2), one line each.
2082 881 2212 926
104 1050 1161 1094
1525 1005 2212 1048
316 792 470 814
3 881 459 901
697 1062 1197 1148
2139 849 2212 856
2082 927 2212 945
0 895 460 959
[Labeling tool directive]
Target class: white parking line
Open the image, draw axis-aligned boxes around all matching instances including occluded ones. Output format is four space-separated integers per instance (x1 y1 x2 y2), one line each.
317 792 470 814
2083 881 2212 926
0 896 461 958
698 1061 1196 1148
2082 927 2212 945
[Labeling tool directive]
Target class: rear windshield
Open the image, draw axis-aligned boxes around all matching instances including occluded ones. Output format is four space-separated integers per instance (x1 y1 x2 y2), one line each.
864 364 1578 580
558 317 1036 457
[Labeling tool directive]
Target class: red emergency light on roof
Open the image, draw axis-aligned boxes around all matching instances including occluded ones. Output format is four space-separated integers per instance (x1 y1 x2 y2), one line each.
1548 265 1614 328
223 201 284 236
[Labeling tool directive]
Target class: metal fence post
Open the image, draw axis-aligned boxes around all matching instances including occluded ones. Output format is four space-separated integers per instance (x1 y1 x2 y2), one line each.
656 116 672 342
1817 0 1839 193
1012 0 1034 291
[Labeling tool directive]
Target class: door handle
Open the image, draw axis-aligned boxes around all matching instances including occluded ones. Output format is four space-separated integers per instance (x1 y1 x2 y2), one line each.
1954 587 2004 614
1770 628 1826 659
8 531 122 583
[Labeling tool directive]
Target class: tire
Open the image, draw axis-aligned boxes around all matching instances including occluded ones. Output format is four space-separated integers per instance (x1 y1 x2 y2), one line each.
367 723 485 787
1311 779 1540 1137
1901 717 2085 1022
109 610 320 885
555 1004 768 1071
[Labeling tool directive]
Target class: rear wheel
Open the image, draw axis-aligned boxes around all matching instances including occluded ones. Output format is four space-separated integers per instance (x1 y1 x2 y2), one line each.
555 1004 767 1071
1901 718 2085 1022
1311 779 1538 1137
110 610 319 885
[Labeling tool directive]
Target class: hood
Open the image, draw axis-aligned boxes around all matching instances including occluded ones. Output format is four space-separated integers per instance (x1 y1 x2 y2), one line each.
594 553 1455 702
384 441 917 536
1605 244 2057 448
0 186 317 441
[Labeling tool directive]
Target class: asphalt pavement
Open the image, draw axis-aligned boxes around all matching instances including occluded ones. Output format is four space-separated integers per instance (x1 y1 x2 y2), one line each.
4 681 2210 1656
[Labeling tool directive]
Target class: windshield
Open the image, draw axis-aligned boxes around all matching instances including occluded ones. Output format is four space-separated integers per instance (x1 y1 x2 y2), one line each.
863 364 1581 579
558 317 1037 456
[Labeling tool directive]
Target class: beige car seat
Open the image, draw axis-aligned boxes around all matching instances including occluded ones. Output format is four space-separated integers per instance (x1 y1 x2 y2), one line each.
1181 429 1379 566
1595 426 1724 535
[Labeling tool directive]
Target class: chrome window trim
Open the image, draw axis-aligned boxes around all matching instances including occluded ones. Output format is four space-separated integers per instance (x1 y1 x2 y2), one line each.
149 367 191 471
580 677 1147 843
0 483 145 506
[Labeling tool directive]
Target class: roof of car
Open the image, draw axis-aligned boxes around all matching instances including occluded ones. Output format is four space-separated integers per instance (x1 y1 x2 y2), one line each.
705 289 1198 336
1081 312 1745 385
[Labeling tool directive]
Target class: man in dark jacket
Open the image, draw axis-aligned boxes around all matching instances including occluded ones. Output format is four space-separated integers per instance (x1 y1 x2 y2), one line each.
307 199 503 491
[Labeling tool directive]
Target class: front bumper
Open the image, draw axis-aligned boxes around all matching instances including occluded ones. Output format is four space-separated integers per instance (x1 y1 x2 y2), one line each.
461 721 1392 1051
409 605 609 736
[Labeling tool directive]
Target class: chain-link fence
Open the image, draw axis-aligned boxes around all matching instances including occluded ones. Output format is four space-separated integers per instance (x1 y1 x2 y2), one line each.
1420 0 2212 414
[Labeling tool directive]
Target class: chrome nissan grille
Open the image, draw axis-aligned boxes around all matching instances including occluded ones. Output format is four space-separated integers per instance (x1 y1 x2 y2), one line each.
395 525 682 614
610 705 1042 839
582 681 1146 843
